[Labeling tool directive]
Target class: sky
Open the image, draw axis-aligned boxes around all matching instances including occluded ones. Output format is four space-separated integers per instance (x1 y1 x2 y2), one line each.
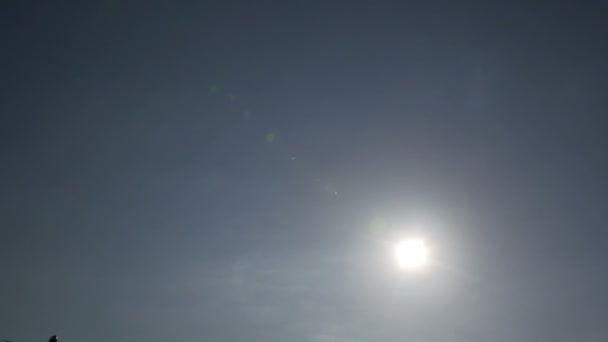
1 1 608 342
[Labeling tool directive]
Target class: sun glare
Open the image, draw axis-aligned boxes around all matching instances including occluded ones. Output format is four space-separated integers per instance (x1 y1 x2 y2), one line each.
395 239 429 270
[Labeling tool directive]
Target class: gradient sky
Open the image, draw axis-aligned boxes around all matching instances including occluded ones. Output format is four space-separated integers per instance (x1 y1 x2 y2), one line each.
2 1 608 342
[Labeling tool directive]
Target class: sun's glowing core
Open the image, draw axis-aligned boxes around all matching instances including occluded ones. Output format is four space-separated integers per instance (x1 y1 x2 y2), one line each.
395 239 429 269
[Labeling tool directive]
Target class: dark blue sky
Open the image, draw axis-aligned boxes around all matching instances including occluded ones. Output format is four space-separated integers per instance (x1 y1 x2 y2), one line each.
2 1 608 342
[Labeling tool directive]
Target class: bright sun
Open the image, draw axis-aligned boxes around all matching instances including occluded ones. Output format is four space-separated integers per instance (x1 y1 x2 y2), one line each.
395 239 429 270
